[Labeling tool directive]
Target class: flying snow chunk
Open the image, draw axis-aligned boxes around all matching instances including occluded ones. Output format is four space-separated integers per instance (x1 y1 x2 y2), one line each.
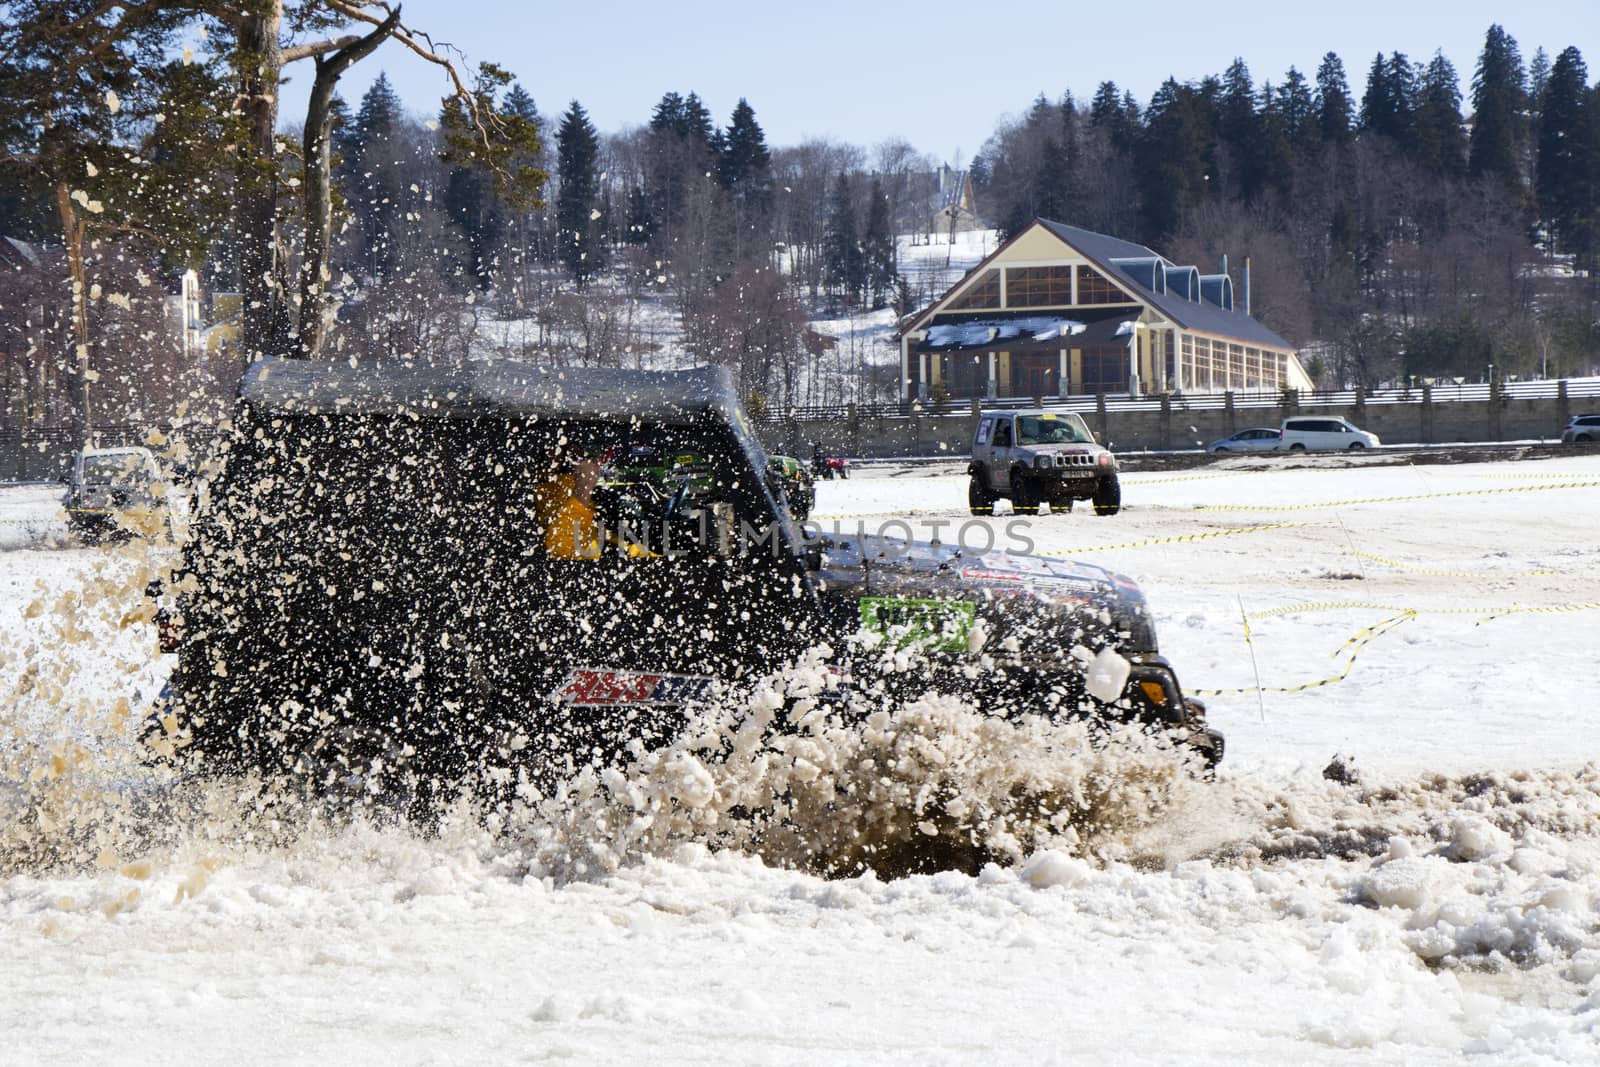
1084 646 1131 704
105 90 120 114
589 208 602 221
1020 850 1093 889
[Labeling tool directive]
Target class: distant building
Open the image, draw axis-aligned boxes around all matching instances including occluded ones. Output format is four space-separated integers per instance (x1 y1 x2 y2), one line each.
929 166 982 235
899 218 1312 401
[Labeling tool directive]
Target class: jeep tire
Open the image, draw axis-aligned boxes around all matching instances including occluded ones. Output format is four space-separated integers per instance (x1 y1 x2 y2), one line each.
1092 475 1121 516
1010 469 1039 515
968 472 995 516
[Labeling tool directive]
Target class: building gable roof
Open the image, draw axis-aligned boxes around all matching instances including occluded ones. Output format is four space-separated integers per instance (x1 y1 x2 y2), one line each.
904 219 1294 352
1035 219 1294 350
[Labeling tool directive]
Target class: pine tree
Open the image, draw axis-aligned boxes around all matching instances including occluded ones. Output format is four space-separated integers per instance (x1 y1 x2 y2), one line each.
1138 78 1217 240
437 69 544 290
823 173 863 306
1414 52 1467 179
1219 59 1263 199
504 84 540 126
1536 48 1592 258
1315 53 1354 145
347 73 408 277
1255 81 1294 199
861 177 896 309
718 99 771 190
1527 48 1552 118
643 89 718 236
1361 52 1416 143
1089 81 1138 150
1277 67 1317 156
681 92 718 152
1468 25 1526 194
353 72 403 145
556 99 605 283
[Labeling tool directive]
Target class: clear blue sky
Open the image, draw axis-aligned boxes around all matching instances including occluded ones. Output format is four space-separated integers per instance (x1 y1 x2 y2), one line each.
276 0 1599 163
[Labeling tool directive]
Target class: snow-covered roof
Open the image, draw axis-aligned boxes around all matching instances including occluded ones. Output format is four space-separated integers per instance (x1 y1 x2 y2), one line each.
916 312 1138 351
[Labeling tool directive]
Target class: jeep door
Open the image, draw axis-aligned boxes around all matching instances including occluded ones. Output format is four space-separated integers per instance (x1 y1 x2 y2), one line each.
973 415 996 478
988 416 1015 489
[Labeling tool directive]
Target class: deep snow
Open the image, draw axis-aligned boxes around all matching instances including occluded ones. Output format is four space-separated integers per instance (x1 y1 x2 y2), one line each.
2 451 1599 1064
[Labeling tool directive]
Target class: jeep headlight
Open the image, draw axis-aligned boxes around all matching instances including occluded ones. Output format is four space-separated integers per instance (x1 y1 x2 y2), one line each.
1096 453 1116 469
1033 456 1050 469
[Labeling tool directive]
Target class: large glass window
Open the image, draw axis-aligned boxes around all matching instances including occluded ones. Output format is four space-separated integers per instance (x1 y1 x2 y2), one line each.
1076 265 1133 304
1005 266 1073 307
1079 347 1126 394
946 269 999 311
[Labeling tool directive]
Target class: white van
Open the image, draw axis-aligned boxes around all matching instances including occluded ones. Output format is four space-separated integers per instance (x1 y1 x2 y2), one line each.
1278 416 1380 451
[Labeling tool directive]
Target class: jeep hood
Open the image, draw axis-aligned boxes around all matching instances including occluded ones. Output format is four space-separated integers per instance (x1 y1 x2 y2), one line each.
811 532 1158 653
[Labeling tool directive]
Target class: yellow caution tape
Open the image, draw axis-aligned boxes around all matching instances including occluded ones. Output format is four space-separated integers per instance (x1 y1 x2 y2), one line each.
1190 611 1415 696
1121 470 1268 486
1246 599 1600 621
1194 478 1600 512
1341 548 1560 578
1036 521 1321 555
1193 598 1600 697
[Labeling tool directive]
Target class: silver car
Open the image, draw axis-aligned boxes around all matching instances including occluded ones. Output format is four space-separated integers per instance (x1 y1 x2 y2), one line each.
1560 414 1600 443
1207 427 1281 453
968 409 1120 516
63 446 170 542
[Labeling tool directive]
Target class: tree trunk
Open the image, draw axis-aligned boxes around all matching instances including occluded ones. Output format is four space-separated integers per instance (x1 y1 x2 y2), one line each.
294 64 340 359
293 8 398 359
54 181 91 444
236 0 287 361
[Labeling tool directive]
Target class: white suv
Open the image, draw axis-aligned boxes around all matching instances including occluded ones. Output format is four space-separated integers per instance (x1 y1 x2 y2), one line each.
1278 416 1380 451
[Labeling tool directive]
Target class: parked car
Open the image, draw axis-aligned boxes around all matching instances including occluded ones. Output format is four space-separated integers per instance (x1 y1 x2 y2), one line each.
156 358 1220 802
1206 427 1282 453
1560 414 1600 443
62 445 171 542
1278 416 1380 451
968 409 1120 515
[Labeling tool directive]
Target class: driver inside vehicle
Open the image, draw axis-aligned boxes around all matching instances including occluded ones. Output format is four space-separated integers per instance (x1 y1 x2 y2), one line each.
1016 413 1091 446
535 445 603 560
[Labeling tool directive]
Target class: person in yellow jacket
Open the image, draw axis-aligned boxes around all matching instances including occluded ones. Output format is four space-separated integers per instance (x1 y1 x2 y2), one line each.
535 449 602 560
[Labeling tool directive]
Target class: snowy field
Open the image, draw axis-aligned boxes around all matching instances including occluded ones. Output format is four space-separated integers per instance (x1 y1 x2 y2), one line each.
3 451 1600 1064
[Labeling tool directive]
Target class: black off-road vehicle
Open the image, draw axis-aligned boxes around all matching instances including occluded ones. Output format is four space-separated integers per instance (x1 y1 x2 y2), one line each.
160 358 1218 797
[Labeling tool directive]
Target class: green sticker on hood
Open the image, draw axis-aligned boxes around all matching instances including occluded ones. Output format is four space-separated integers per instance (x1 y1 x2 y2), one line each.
859 597 977 652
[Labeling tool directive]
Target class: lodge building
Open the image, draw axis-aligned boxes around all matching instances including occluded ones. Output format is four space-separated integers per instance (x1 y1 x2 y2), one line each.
899 218 1312 402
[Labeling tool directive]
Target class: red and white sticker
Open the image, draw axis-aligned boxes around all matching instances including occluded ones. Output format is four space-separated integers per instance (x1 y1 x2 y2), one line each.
551 669 716 707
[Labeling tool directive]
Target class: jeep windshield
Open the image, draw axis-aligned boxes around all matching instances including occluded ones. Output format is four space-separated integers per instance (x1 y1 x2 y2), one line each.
1016 415 1092 445
82 454 146 483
